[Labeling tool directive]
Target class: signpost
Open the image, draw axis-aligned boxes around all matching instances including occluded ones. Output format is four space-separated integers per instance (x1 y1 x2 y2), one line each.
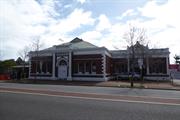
138 59 144 84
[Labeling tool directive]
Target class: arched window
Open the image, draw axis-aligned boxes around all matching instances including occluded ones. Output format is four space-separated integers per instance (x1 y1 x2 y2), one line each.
59 60 67 66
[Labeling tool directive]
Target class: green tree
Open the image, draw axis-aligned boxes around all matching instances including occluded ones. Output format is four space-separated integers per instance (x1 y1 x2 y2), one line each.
0 59 16 74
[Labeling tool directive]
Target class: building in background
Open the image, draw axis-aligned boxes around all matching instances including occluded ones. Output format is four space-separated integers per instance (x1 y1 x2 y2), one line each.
28 37 170 81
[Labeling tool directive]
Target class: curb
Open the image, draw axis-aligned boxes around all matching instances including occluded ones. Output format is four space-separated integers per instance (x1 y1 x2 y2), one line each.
1 80 180 91
95 84 180 91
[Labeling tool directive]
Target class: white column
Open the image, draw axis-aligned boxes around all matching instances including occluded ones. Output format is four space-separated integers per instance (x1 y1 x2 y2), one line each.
146 57 149 75
52 53 56 79
166 57 170 75
67 51 72 81
40 61 42 73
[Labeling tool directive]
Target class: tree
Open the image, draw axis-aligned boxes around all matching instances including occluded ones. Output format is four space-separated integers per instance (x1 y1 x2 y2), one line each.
0 59 16 74
18 45 30 79
174 54 180 64
16 57 23 65
123 25 148 87
31 37 43 82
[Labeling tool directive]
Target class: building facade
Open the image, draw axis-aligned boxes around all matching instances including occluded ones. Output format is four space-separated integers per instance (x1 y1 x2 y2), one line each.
29 37 170 81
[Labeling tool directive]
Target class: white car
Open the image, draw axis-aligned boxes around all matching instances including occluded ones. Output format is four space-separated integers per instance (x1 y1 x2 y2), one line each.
129 72 141 80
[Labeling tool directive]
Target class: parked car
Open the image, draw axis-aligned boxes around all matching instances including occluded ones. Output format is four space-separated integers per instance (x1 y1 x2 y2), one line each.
129 72 141 80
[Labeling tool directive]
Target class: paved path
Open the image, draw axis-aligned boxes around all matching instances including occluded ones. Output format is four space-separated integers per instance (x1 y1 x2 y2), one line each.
173 79 180 86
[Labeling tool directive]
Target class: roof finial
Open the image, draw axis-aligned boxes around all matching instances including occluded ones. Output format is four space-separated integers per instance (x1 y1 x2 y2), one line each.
70 37 83 43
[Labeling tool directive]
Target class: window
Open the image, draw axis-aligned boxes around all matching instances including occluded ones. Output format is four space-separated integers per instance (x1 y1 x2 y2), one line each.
47 61 52 73
79 63 84 73
85 62 91 74
42 62 50 74
36 61 40 73
149 58 166 74
115 64 119 73
42 62 46 73
91 62 96 74
73 63 78 73
74 61 97 74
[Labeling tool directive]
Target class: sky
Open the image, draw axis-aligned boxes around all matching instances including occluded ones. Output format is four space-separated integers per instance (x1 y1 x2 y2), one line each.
0 0 180 63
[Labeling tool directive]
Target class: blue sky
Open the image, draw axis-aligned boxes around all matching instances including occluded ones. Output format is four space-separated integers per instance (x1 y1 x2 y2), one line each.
0 0 179 63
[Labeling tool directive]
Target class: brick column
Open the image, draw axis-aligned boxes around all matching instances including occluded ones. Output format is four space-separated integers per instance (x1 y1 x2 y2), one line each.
166 57 170 75
103 53 107 80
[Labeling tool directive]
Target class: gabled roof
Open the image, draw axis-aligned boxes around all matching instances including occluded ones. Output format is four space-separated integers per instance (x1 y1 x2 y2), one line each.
42 37 98 52
127 41 149 51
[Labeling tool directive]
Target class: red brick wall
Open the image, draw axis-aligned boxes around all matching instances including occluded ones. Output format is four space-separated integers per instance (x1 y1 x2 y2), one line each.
106 55 113 75
72 54 103 74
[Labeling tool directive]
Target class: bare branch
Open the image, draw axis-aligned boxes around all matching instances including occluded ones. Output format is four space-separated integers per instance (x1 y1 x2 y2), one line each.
18 46 30 62
32 37 43 52
123 25 149 87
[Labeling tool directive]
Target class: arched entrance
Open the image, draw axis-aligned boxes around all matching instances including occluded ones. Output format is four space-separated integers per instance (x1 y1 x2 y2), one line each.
58 60 67 79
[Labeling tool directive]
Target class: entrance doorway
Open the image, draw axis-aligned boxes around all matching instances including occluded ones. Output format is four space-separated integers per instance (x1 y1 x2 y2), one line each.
58 60 67 79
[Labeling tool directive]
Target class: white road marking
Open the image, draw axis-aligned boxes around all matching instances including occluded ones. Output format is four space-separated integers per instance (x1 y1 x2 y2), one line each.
1 90 180 106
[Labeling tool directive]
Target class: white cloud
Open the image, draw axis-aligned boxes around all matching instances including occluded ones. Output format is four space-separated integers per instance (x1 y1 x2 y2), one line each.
42 8 95 47
79 0 180 64
138 0 180 28
0 0 94 60
77 0 87 4
96 14 111 32
137 0 180 63
49 8 95 34
0 0 57 59
1 0 180 64
117 9 137 20
96 0 180 63
40 0 60 17
64 4 72 9
80 31 102 44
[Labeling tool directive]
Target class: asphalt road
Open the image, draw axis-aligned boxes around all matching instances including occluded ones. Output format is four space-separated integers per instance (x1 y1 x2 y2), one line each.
0 91 180 120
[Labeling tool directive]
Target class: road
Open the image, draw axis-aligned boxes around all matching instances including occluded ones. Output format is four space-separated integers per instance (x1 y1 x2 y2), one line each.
0 83 180 120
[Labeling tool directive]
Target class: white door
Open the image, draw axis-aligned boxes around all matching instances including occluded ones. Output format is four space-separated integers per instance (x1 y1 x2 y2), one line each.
58 65 67 79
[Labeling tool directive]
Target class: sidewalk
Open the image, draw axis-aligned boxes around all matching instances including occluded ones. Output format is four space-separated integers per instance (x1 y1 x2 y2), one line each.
4 79 180 91
173 79 180 86
96 81 180 91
